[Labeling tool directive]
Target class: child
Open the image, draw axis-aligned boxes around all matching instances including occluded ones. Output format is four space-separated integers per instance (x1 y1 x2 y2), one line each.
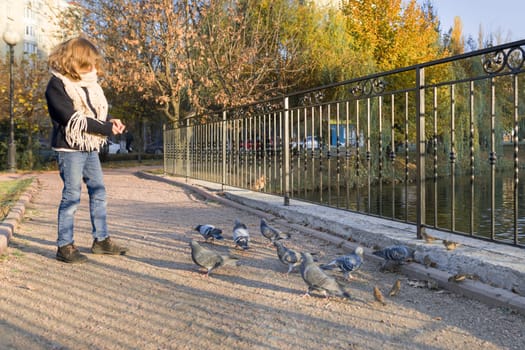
45 36 128 263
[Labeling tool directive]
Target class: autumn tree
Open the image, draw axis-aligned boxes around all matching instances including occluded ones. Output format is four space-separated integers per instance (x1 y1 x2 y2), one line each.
73 0 190 125
341 0 442 71
184 0 316 111
447 16 465 55
0 54 50 170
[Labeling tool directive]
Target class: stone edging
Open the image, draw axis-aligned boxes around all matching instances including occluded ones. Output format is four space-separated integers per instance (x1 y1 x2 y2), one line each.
0 177 39 255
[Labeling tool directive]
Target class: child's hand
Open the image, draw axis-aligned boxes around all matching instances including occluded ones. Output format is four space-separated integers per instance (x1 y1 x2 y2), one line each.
110 119 126 135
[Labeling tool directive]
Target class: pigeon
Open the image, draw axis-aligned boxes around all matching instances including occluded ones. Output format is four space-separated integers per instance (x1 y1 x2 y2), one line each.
388 279 401 297
422 255 437 268
233 219 250 250
260 218 291 244
320 246 364 280
373 286 386 305
273 241 302 274
299 252 351 299
372 245 414 268
194 224 224 242
189 240 238 277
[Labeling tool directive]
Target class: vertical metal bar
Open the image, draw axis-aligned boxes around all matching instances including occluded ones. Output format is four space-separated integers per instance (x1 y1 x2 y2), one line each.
416 66 426 238
469 82 475 235
263 113 268 192
222 111 227 191
204 124 209 180
290 109 295 198
405 92 409 222
391 94 396 220
212 123 216 182
336 102 341 208
163 124 167 173
319 105 324 203
243 118 248 189
284 97 290 205
273 111 280 195
490 77 497 240
366 98 371 214
345 101 350 210
450 84 456 232
274 112 279 192
433 87 438 228
513 74 519 245
327 104 332 206
235 119 240 187
356 99 361 212
299 107 314 198
378 96 383 216
186 118 191 181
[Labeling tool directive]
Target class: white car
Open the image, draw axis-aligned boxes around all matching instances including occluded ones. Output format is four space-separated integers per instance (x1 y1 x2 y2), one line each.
291 136 319 150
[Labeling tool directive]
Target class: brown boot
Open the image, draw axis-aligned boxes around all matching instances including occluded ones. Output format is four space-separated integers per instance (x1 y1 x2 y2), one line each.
91 237 128 255
56 244 88 263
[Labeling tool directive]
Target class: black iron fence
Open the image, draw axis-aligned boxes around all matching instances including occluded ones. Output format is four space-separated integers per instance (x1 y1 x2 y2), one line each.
164 39 525 248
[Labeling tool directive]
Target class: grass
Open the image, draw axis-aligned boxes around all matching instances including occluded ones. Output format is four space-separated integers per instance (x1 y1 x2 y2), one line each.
0 178 34 221
101 158 163 169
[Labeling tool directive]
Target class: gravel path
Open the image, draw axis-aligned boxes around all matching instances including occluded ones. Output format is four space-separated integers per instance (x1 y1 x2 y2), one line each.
0 167 524 350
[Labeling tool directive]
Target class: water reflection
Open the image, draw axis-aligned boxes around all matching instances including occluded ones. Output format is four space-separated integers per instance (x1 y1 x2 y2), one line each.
292 171 525 243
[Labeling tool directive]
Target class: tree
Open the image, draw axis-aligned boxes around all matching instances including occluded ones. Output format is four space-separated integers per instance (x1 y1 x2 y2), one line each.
449 16 465 54
341 0 442 71
75 0 190 125
0 54 50 170
14 55 51 169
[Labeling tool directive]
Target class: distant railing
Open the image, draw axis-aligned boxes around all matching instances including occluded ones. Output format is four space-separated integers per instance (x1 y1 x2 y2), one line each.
164 39 525 248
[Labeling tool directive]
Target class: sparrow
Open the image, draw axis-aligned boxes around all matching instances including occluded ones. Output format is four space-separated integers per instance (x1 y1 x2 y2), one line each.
373 286 386 305
443 240 459 250
388 279 401 297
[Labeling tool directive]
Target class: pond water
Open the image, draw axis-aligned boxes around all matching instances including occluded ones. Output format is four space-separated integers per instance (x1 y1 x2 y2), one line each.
291 170 525 243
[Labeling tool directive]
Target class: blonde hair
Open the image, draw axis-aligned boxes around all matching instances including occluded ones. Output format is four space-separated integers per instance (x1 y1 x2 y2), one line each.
48 36 104 81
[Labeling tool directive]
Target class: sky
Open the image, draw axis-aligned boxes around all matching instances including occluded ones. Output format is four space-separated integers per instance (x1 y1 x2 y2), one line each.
420 0 525 42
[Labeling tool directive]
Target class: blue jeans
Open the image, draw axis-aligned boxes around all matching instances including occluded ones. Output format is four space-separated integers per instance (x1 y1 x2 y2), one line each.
57 151 109 247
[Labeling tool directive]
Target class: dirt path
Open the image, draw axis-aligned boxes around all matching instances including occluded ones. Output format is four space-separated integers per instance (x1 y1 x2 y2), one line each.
1 168 524 350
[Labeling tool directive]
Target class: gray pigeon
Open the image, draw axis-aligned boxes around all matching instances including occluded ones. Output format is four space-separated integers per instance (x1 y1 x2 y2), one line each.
320 246 364 280
233 219 250 250
300 252 351 299
194 224 224 242
372 245 414 268
260 218 291 243
189 240 238 276
273 241 302 274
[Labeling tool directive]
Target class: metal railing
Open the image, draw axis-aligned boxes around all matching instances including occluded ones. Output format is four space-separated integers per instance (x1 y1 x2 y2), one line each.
164 39 525 248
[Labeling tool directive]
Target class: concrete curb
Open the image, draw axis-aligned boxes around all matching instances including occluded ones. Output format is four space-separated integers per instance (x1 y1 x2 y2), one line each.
139 172 525 316
0 176 39 255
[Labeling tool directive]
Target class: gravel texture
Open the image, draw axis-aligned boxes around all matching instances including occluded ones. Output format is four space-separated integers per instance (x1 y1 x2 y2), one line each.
1 167 524 350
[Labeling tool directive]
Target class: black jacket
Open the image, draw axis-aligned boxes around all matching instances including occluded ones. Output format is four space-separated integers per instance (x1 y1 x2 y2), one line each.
45 76 113 150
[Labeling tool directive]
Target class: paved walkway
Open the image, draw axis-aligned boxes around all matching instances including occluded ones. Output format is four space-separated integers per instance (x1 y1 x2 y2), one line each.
1 167 524 350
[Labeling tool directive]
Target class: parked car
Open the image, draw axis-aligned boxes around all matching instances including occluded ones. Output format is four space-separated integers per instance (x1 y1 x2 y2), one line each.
239 139 262 152
107 140 121 154
291 136 320 150
145 140 164 154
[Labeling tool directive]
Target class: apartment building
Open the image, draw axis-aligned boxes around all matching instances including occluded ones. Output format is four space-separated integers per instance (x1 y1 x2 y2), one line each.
1 0 74 59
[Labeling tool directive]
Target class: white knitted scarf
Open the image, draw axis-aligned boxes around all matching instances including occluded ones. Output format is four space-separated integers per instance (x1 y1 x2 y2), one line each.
51 69 108 151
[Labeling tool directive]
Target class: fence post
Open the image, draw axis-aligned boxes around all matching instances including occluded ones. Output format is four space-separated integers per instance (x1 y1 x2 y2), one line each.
416 66 426 238
186 118 190 182
162 124 166 174
222 111 227 191
283 97 290 206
